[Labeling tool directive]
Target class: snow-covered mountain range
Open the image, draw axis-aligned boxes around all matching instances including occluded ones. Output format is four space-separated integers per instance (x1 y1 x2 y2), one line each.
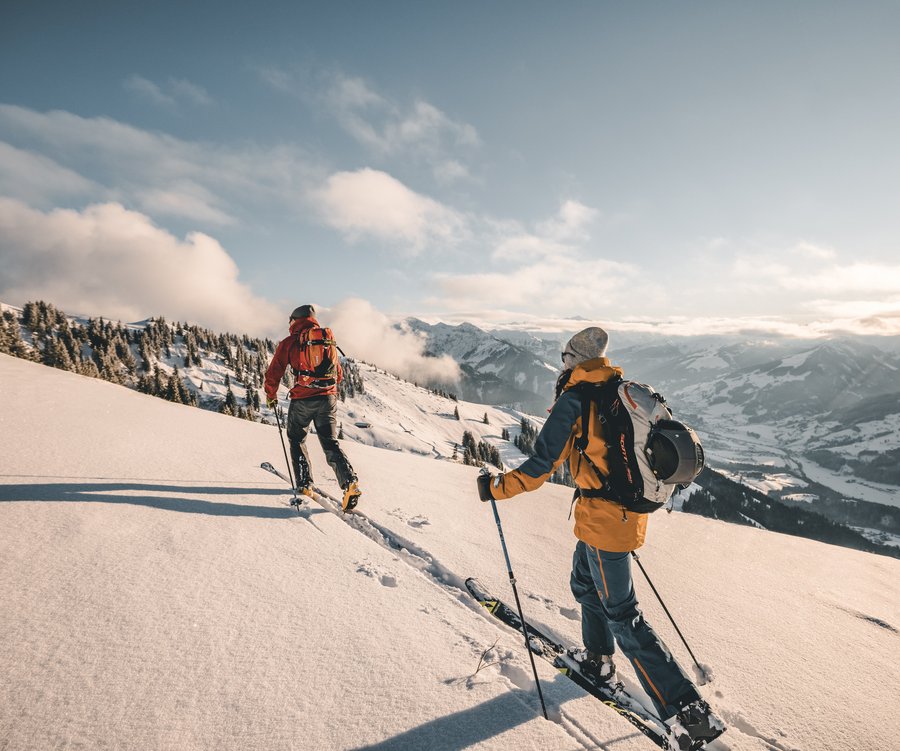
406 319 900 546
3 351 899 751
404 318 561 412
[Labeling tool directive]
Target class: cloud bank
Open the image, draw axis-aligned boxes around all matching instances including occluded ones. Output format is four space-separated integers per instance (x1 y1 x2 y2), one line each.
124 75 213 107
0 198 281 337
0 104 315 227
323 298 460 384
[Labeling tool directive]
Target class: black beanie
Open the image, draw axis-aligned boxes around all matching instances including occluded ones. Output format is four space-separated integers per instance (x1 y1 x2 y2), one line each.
290 304 315 320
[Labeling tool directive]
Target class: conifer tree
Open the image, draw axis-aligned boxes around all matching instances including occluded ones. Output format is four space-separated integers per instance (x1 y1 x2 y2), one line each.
43 337 74 371
165 369 184 404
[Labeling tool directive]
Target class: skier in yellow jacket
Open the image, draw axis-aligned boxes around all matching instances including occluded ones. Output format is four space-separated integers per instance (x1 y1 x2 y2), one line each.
476 327 721 748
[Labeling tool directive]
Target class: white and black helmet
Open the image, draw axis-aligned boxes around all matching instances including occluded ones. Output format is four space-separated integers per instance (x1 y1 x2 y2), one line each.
646 420 705 485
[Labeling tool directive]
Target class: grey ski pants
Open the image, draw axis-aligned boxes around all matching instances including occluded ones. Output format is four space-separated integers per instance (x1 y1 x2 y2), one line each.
570 540 700 719
286 395 355 489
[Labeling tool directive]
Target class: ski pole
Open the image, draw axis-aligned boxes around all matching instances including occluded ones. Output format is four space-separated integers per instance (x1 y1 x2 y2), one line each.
631 551 708 681
485 477 549 720
272 403 299 501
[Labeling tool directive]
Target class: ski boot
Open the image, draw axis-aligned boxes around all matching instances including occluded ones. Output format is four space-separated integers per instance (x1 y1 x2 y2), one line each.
665 698 726 750
342 480 361 511
573 650 616 685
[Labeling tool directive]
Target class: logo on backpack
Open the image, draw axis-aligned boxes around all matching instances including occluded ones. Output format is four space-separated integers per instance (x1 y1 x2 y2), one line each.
291 327 340 390
573 377 704 513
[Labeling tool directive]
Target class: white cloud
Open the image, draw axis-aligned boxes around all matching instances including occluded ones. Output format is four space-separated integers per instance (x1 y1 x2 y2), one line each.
0 142 99 205
492 200 599 262
261 67 479 182
322 73 480 159
124 75 175 106
0 198 281 337
434 254 641 313
433 159 472 184
0 104 315 226
731 241 900 296
168 78 213 106
535 200 598 242
124 75 212 107
323 298 460 384
430 198 626 314
310 168 466 252
137 183 235 226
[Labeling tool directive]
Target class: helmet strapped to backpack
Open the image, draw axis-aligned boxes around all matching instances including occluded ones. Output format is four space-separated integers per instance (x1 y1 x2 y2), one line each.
646 420 705 485
573 377 705 513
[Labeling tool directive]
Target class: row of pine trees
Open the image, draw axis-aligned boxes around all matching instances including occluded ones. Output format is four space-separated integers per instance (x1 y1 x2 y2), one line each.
0 301 357 421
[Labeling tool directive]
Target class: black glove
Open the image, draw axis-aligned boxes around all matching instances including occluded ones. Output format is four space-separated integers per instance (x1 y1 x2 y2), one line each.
477 472 495 502
266 396 278 409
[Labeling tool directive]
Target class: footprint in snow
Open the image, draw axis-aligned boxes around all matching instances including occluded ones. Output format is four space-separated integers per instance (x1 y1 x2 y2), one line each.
387 507 431 529
558 606 579 621
355 561 399 588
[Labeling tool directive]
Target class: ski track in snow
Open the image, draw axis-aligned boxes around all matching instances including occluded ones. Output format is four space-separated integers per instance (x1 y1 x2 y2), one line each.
305 484 814 751
267 469 671 750
280 476 810 751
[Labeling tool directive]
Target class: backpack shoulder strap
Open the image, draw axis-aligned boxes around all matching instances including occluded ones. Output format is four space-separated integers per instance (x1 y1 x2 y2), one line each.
572 376 622 452
570 377 625 502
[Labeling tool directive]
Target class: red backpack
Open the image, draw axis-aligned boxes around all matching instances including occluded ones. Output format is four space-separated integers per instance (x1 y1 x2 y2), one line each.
291 327 340 389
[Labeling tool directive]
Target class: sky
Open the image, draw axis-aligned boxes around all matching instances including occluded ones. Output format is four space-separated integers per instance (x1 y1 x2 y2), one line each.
2 1 900 340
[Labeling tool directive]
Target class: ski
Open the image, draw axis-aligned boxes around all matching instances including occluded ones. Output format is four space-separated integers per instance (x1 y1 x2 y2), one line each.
258 460 310 511
261 461 360 512
260 460 293 486
466 577 689 750
261 461 353 521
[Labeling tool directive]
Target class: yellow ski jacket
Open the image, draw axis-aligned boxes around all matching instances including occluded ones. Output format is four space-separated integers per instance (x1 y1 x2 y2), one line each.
490 357 649 552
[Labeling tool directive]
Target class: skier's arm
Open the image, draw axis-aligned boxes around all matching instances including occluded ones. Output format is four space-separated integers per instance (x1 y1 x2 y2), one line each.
490 390 581 500
264 339 291 400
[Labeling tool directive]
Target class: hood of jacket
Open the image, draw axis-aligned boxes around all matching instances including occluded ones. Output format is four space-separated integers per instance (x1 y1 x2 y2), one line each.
289 316 319 335
563 357 623 391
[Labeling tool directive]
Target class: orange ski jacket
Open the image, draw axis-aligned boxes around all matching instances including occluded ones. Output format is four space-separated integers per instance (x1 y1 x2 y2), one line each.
265 316 343 401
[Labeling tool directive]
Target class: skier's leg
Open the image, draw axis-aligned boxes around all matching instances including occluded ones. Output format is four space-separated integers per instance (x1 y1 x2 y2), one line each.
286 399 314 487
569 540 615 656
312 395 356 489
586 545 700 719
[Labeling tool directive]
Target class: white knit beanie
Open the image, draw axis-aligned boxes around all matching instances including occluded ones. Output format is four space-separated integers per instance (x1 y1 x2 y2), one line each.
562 327 609 369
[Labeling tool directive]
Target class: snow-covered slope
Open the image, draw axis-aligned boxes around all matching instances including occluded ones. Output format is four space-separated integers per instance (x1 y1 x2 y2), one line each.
2 353 899 751
304 363 539 470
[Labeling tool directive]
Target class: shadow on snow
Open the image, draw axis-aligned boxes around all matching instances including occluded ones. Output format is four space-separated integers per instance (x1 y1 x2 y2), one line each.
350 675 644 751
0 480 323 519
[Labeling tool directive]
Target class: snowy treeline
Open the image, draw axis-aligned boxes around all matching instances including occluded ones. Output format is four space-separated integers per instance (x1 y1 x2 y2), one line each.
688 470 900 558
0 300 369 423
458 429 503 470
510 417 575 488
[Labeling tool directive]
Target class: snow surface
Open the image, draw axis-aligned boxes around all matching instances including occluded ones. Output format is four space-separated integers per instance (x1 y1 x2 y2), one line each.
2 353 899 751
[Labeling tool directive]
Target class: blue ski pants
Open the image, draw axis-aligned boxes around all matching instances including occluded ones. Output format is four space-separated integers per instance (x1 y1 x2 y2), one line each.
570 540 700 719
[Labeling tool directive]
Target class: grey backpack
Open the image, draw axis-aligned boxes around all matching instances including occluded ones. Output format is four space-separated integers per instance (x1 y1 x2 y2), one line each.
572 377 705 513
